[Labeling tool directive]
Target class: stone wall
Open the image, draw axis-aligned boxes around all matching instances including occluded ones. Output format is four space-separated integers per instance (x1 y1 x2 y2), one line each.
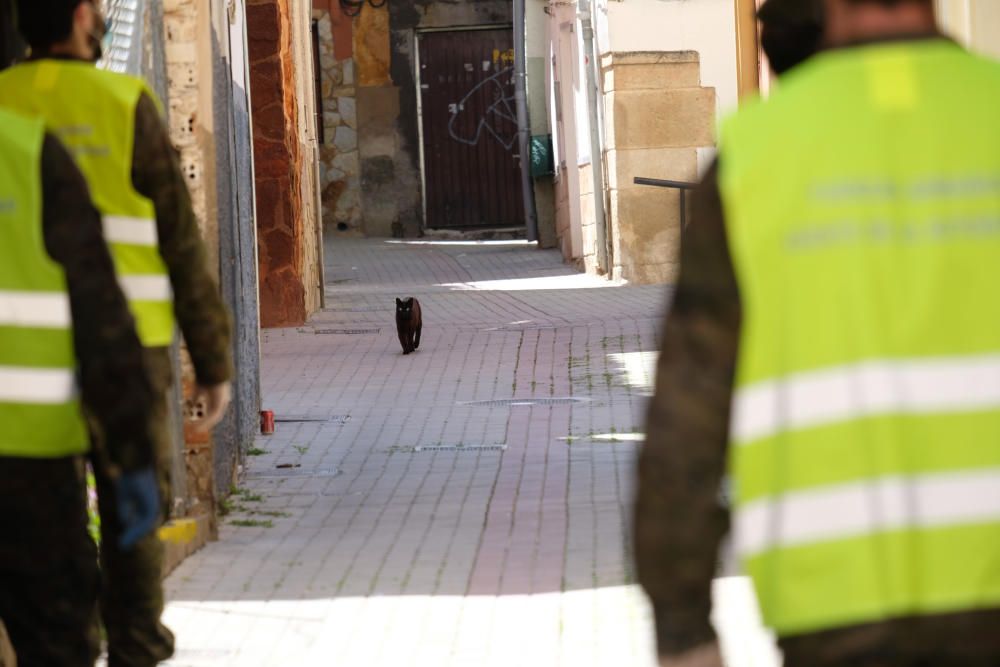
315 2 362 236
248 0 308 326
602 51 715 284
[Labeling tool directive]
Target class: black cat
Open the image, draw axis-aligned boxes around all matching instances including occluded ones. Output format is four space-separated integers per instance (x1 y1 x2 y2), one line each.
395 297 422 355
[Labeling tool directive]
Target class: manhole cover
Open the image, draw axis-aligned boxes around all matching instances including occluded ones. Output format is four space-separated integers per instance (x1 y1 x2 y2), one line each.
245 467 343 479
275 415 350 424
458 397 589 407
412 444 507 453
313 328 380 335
325 306 391 313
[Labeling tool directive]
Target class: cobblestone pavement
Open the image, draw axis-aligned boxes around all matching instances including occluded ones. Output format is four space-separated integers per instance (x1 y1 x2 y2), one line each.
162 239 779 667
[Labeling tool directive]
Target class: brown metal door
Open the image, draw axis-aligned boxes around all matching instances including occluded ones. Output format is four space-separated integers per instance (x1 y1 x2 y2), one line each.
418 29 525 230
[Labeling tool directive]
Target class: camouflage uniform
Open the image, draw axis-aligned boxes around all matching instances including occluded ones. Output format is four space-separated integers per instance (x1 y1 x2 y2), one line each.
89 93 233 667
0 136 154 667
634 156 1000 665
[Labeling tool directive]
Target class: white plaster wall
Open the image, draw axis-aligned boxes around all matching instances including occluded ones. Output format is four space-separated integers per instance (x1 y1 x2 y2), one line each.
527 0 549 58
971 2 1000 60
602 0 739 120
936 0 1000 60
550 4 585 259
526 0 552 134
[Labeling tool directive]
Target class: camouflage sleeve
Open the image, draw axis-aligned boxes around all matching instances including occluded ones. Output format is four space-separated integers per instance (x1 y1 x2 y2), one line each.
132 93 233 385
634 160 742 656
40 134 154 471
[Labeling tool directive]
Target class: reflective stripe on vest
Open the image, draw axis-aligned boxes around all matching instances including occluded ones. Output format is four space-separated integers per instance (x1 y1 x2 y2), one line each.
120 275 174 302
0 109 89 458
732 353 1000 445
0 290 71 328
719 40 1000 637
736 467 1000 558
0 367 77 404
0 60 175 347
103 215 159 247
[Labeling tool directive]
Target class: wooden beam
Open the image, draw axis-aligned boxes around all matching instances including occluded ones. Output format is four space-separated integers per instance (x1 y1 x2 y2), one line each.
734 0 761 100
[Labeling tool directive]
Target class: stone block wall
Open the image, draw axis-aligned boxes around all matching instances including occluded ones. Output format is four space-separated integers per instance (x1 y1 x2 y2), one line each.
315 6 362 235
602 51 715 284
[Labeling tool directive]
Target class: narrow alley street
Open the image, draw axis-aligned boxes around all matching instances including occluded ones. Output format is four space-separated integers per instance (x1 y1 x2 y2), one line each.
161 239 774 667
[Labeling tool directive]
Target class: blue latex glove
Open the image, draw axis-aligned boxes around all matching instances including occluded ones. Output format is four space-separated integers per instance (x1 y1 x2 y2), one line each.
115 467 160 549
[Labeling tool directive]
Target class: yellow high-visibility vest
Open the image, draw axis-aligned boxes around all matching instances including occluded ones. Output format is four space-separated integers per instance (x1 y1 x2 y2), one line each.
0 59 175 347
719 39 1000 637
0 109 89 457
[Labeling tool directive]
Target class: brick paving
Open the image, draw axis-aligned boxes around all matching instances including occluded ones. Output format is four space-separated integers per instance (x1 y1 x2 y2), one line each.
162 239 779 667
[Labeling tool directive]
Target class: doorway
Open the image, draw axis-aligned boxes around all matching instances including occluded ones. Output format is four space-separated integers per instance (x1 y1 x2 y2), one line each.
417 28 526 230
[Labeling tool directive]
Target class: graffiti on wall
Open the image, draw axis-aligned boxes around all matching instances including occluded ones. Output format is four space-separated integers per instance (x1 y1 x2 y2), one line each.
446 66 517 150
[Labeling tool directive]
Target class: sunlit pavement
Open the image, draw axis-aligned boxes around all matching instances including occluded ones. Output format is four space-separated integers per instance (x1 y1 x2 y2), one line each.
162 238 779 667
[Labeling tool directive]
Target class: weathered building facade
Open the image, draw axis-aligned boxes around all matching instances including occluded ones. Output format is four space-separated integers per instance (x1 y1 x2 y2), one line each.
248 0 324 327
313 0 524 237
160 0 263 534
535 0 732 283
533 0 1000 286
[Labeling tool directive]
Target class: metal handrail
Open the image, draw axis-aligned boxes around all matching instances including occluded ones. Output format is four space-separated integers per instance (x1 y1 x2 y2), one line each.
633 177 697 229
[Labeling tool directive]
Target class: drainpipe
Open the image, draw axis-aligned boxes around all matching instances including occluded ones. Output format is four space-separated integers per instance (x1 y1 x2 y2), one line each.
513 0 539 242
578 0 610 276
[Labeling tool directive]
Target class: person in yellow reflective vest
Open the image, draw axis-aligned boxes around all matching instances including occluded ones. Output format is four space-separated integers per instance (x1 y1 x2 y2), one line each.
0 108 159 666
636 0 1000 666
2 1 235 665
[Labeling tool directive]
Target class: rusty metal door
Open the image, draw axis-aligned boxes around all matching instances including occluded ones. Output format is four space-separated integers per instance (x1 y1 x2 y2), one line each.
418 29 525 230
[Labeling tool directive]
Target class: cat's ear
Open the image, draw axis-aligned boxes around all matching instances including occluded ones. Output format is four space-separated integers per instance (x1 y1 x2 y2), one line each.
406 297 413 305
396 298 403 306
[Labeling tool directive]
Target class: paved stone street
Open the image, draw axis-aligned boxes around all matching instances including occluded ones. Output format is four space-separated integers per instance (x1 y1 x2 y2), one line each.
163 239 778 667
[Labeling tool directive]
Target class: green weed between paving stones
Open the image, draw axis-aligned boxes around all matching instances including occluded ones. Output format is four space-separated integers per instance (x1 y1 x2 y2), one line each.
230 519 274 528
218 498 237 517
246 447 269 456
222 486 288 525
233 487 264 503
